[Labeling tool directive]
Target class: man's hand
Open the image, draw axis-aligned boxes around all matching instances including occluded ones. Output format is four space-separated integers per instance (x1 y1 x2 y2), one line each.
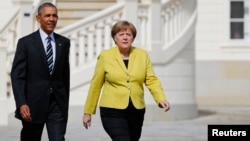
20 104 32 122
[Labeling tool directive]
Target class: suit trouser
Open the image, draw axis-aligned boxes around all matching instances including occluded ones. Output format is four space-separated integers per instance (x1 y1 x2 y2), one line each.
20 95 67 141
100 100 145 141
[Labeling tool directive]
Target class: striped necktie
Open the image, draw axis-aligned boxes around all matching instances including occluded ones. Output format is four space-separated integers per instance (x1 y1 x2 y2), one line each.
46 36 53 75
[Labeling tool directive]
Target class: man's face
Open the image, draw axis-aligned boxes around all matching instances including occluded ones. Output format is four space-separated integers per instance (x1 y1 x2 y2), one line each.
36 6 58 35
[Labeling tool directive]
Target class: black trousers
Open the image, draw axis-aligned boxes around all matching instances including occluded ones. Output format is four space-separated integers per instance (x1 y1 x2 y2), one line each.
20 95 67 141
100 100 145 141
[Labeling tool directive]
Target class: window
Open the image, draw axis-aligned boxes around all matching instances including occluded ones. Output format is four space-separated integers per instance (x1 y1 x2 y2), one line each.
230 1 244 39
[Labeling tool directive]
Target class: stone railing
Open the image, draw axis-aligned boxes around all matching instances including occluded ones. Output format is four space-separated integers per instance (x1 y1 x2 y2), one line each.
56 0 197 89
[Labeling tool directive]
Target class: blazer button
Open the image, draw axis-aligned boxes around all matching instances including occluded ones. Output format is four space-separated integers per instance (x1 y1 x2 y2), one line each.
127 80 129 83
50 88 53 94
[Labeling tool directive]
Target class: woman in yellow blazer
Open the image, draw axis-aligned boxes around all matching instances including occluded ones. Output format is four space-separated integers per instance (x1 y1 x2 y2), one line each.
83 20 170 141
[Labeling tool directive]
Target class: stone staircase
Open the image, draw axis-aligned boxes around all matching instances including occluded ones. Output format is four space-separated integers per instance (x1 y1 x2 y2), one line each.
0 0 199 125
55 0 116 29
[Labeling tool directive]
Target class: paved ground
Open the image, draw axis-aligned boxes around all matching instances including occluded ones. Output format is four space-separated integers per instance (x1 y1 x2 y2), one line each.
1 105 250 141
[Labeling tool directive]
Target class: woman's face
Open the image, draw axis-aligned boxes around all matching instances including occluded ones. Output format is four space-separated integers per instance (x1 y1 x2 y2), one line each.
114 29 134 50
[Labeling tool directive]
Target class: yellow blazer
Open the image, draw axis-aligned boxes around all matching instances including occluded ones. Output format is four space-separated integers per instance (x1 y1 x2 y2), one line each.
84 46 167 114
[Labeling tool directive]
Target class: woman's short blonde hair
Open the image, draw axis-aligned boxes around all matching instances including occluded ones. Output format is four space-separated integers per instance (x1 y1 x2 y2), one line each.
111 20 137 39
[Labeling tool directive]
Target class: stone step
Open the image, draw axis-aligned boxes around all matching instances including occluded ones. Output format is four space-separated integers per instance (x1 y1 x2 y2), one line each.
57 0 115 2
57 2 115 10
55 0 116 29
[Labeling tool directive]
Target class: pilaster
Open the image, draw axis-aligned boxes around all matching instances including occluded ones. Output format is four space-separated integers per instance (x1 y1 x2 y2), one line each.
12 0 34 37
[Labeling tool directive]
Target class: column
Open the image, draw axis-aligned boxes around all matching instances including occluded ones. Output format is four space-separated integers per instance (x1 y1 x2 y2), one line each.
147 0 162 50
0 43 8 125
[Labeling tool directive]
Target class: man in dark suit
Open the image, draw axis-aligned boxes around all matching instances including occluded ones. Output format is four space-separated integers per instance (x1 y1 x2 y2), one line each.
11 2 70 141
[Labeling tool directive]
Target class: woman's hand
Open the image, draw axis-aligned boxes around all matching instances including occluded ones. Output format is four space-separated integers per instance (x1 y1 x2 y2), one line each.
159 100 170 112
83 114 91 129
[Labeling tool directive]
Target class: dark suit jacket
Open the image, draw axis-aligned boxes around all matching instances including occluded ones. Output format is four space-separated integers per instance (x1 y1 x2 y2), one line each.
11 30 70 123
